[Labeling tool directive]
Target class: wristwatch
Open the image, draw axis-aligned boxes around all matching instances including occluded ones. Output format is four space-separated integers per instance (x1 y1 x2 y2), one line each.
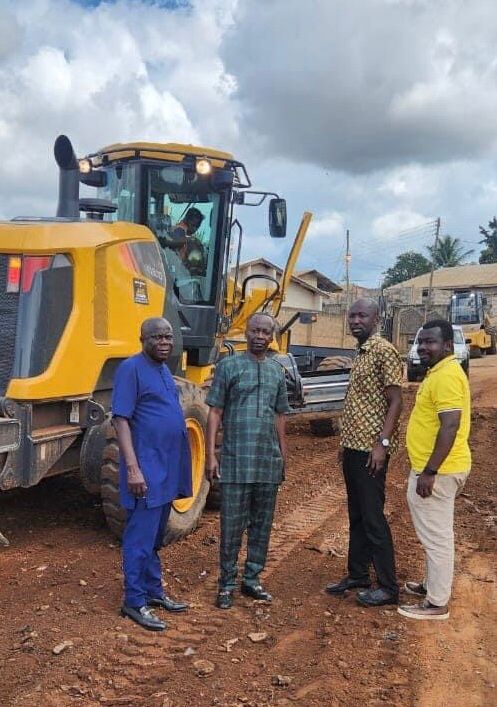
379 436 390 448
423 466 438 476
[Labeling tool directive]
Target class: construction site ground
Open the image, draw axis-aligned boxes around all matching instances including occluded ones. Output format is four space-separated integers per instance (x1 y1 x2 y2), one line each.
0 357 496 707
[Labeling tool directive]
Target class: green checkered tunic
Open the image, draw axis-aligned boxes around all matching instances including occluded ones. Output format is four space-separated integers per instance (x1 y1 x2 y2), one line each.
206 353 290 484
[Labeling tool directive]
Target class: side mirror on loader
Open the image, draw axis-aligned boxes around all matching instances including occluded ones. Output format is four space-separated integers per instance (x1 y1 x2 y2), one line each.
269 198 287 238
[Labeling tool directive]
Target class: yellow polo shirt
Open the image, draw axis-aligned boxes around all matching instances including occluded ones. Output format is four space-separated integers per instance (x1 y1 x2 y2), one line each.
406 355 471 474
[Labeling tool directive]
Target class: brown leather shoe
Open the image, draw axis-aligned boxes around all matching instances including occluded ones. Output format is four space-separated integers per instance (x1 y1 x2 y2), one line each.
398 600 449 620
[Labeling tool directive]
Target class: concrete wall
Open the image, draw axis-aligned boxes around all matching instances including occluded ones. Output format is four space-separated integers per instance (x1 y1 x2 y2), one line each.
285 281 323 310
279 306 356 349
237 261 327 312
386 285 497 312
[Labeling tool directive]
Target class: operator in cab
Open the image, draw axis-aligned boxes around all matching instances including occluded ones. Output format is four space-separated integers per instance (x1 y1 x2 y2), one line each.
158 206 204 255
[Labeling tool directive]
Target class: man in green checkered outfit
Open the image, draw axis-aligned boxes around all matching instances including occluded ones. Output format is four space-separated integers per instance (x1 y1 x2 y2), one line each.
206 313 290 609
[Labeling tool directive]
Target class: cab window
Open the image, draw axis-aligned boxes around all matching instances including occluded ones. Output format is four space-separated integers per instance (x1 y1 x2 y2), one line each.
145 165 221 305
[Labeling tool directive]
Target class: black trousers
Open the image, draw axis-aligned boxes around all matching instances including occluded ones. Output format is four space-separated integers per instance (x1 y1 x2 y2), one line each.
343 447 398 595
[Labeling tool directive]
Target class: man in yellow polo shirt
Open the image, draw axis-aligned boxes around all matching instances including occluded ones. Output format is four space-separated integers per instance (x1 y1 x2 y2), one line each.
399 319 471 621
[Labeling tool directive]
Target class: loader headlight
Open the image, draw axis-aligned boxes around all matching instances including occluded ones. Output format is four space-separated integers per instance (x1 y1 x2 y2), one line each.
196 158 212 176
78 158 92 174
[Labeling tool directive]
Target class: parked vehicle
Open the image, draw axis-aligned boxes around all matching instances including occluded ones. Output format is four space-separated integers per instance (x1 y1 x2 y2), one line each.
449 290 497 358
406 325 469 382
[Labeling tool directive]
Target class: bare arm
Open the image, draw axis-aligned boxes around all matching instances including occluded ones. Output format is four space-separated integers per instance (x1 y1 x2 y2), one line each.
368 385 402 475
205 407 223 481
417 410 461 498
113 416 147 497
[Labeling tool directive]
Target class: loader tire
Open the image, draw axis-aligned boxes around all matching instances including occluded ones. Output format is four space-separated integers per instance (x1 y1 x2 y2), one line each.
316 355 352 372
165 379 209 544
100 423 126 538
488 334 497 355
205 427 223 511
100 379 209 545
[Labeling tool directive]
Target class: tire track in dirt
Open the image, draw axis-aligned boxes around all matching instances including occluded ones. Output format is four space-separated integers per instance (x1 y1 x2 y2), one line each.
13 484 346 707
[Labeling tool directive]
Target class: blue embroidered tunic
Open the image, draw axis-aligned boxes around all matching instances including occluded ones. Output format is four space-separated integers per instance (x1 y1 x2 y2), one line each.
112 353 192 509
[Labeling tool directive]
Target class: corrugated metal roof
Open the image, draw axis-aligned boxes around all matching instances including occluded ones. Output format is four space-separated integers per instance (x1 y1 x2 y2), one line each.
386 263 497 290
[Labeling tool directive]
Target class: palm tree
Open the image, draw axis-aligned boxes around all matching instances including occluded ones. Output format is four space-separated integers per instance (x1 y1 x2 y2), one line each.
427 235 474 268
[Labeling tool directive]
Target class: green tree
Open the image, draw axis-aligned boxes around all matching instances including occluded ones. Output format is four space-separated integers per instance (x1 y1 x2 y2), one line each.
479 217 497 263
427 235 474 268
382 251 431 288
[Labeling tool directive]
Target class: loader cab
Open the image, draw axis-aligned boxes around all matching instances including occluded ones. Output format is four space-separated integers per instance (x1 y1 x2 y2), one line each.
449 291 484 327
91 147 237 366
71 138 287 370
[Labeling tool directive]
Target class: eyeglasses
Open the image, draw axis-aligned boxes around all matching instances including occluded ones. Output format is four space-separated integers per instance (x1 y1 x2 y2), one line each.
147 333 173 342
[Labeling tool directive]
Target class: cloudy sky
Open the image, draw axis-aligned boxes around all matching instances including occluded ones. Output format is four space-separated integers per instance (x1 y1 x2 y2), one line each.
1 0 497 286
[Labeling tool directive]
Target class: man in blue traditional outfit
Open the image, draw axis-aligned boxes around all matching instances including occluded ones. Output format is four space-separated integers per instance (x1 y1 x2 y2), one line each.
112 317 191 631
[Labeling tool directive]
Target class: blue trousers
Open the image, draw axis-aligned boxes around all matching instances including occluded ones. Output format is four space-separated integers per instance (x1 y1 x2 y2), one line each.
122 500 171 608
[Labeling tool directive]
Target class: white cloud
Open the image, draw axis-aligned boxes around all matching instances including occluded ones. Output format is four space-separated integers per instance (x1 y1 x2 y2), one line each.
0 0 494 288
378 165 441 200
307 211 346 241
0 0 237 216
372 210 430 240
224 0 497 171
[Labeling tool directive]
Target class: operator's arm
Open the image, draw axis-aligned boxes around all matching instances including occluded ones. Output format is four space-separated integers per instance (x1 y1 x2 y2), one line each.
113 417 147 497
205 408 223 481
416 410 461 498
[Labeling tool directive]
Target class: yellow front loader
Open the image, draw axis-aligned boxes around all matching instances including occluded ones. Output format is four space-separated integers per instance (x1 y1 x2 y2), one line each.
0 135 348 542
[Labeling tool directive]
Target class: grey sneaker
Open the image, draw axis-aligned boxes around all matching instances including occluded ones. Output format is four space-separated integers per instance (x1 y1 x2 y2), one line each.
398 600 449 621
404 581 427 597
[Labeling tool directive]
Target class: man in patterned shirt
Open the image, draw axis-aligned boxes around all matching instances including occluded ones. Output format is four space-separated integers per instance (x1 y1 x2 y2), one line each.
325 298 403 607
205 313 290 609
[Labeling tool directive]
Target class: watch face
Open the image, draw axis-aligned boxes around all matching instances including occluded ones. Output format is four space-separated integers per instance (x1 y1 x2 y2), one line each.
381 438 389 447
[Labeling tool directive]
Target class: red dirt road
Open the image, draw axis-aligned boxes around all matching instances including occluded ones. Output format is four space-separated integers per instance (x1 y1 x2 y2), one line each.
0 362 496 706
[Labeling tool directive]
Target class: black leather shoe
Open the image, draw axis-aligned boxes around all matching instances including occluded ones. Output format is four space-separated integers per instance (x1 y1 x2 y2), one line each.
241 584 272 602
121 605 167 631
356 587 399 607
325 576 371 595
216 591 234 609
148 595 189 613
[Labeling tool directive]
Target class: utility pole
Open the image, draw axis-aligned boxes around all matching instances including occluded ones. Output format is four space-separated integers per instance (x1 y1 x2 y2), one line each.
341 229 351 345
424 217 441 322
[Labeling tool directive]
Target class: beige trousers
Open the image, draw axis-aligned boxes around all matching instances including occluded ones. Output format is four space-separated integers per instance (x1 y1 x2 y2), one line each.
407 470 469 607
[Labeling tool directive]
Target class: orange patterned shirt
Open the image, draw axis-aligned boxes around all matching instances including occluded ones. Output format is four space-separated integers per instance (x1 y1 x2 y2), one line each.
341 334 403 453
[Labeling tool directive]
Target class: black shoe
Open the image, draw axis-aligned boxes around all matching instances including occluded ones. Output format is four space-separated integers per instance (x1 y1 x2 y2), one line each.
356 587 399 607
121 605 167 631
325 576 371 595
241 584 273 602
216 590 234 609
147 595 189 613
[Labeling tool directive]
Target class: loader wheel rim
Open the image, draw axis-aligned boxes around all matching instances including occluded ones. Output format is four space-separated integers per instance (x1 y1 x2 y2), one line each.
173 417 205 514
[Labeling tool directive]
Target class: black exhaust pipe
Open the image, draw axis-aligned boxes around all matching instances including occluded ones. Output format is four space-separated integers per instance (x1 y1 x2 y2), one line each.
54 135 80 218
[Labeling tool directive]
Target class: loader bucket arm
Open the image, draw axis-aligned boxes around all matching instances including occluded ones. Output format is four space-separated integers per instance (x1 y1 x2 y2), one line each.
270 212 313 318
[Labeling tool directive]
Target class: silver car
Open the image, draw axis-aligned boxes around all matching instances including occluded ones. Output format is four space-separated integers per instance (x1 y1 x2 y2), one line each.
406 325 470 382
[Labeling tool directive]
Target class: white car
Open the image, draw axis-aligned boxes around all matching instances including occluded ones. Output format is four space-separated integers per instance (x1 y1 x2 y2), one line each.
406 325 470 382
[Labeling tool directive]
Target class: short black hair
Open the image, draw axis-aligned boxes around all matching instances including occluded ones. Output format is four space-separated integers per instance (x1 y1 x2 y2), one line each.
185 207 204 224
422 319 454 342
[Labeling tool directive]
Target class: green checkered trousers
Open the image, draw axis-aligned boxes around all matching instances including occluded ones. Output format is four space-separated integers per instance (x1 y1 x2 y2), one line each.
219 482 279 592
